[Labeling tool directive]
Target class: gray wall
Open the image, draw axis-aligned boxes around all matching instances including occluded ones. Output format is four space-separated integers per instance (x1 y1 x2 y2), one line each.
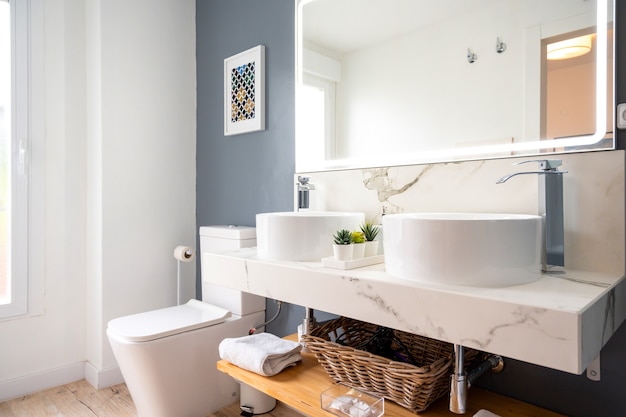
195 0 310 338
196 0 295 228
196 1 626 416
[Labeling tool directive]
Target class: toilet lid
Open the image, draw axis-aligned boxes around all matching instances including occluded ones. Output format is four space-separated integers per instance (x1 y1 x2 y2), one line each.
107 299 232 342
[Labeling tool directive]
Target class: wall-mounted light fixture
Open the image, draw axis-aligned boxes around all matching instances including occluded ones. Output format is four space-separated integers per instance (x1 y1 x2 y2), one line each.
547 34 593 60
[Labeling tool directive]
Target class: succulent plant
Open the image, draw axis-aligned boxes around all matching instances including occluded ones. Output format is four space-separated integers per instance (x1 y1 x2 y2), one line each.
333 229 352 245
350 231 365 244
359 222 379 242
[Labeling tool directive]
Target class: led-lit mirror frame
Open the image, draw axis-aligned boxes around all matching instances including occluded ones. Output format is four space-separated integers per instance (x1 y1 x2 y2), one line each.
295 0 611 172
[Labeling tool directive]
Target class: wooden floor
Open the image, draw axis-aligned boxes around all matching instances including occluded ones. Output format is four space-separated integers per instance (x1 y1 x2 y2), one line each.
0 380 301 417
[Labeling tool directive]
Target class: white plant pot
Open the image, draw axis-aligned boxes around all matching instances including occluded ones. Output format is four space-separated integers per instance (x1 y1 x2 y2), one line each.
352 243 365 259
364 240 379 257
333 244 353 261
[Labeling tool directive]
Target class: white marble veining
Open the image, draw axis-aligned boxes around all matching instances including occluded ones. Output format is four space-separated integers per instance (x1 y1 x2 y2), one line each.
218 150 625 375
304 151 625 276
203 248 626 374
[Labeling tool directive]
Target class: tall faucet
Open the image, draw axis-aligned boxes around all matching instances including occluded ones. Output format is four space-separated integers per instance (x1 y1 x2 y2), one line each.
496 159 568 272
297 176 315 210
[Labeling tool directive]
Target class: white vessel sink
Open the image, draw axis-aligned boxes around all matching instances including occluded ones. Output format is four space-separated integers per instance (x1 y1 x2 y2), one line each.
383 213 542 287
256 211 365 261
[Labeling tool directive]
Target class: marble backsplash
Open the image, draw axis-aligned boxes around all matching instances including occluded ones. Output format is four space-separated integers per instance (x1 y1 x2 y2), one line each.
297 150 625 275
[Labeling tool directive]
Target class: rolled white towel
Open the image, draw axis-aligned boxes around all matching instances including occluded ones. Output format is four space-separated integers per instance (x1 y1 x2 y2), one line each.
474 410 501 417
219 333 303 376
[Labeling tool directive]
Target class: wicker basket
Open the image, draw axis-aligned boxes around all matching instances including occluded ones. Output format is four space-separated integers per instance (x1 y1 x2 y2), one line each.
302 317 477 413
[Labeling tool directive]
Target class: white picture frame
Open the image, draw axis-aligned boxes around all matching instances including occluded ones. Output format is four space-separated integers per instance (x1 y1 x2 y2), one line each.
224 45 265 136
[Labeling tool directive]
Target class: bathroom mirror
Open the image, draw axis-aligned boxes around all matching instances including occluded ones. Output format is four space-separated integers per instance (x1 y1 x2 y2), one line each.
296 0 615 172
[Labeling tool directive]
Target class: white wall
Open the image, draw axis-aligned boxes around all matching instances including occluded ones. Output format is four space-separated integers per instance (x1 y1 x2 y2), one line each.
0 0 196 400
88 0 197 383
332 0 598 160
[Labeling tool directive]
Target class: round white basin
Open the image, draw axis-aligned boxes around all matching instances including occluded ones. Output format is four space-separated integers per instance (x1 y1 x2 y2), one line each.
383 213 542 287
256 211 365 261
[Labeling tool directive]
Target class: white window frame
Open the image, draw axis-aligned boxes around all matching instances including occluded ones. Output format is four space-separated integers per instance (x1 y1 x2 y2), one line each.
0 0 44 320
303 73 336 161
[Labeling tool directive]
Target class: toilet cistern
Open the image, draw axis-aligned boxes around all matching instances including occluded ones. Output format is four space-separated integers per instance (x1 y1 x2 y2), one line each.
106 226 266 417
496 159 567 272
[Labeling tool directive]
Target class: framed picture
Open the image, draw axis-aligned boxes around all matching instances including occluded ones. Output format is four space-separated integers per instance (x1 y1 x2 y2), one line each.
224 45 265 136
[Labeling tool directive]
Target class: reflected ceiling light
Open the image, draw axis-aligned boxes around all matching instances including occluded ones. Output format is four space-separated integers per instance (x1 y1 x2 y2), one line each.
547 34 593 60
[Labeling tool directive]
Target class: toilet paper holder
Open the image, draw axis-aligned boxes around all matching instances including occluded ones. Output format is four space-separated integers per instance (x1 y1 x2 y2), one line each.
174 245 195 305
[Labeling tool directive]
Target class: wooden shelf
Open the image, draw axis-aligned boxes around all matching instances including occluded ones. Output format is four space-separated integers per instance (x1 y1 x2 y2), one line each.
217 335 565 417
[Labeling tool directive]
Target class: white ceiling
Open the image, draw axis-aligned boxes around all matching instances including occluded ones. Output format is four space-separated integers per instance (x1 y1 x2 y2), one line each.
302 0 499 55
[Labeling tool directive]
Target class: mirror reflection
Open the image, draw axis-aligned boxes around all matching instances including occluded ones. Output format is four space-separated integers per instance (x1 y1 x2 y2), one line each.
296 0 614 172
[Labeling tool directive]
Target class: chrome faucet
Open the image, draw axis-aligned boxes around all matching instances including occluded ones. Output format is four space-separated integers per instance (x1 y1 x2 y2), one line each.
496 159 568 272
297 176 315 210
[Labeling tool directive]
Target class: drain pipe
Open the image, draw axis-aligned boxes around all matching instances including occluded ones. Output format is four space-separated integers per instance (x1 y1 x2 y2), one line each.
469 354 504 385
299 307 317 351
450 345 468 414
303 307 317 335
450 344 505 414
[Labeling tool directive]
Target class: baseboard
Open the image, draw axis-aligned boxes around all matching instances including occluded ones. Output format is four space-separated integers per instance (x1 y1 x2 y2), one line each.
84 361 124 389
0 362 85 402
0 362 125 402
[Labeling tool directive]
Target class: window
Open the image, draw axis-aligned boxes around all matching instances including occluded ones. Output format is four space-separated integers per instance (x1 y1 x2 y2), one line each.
296 74 336 171
0 0 33 319
295 47 340 171
0 0 14 310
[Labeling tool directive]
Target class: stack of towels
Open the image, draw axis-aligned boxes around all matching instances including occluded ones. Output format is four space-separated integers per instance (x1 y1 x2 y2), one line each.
219 333 303 377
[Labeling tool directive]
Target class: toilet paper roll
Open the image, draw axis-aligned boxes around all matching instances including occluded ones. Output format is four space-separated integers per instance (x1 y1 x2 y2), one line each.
173 245 195 262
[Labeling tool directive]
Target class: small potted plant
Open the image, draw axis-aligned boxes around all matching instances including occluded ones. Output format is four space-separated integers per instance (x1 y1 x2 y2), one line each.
350 230 366 259
360 221 380 257
332 229 353 261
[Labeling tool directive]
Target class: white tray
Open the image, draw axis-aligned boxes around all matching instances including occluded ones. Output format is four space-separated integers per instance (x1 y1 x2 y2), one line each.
321 255 384 270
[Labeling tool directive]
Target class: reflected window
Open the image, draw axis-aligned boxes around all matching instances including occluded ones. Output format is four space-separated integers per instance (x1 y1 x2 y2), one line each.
543 28 614 149
297 74 336 170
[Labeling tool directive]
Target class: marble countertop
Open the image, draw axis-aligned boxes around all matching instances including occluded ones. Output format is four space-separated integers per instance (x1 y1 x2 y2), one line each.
203 248 626 374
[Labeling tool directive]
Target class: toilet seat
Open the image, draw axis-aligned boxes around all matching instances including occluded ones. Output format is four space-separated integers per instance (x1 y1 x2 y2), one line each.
107 299 232 342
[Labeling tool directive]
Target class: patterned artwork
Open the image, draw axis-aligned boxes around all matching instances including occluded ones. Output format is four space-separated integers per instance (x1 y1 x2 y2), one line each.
224 45 265 136
230 61 256 123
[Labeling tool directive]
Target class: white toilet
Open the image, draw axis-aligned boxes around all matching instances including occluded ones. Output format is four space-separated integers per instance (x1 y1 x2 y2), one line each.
107 226 266 417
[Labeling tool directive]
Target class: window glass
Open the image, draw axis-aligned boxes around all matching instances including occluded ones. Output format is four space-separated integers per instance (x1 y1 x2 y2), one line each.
0 0 33 319
0 0 10 306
